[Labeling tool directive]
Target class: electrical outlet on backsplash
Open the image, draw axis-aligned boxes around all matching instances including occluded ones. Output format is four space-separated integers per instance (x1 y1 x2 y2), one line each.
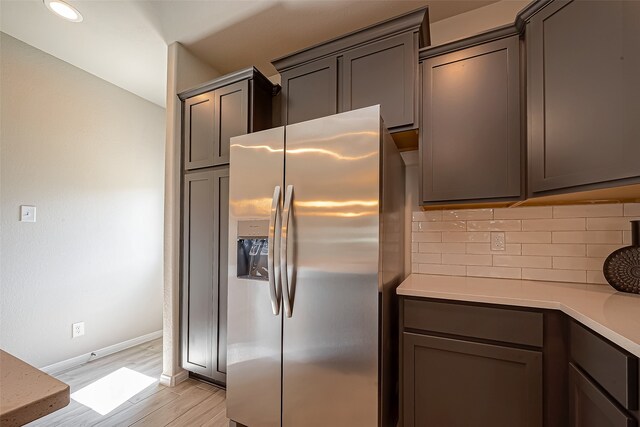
410 203 640 285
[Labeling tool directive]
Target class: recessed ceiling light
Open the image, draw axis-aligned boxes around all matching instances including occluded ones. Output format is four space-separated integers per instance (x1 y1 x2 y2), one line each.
43 0 83 22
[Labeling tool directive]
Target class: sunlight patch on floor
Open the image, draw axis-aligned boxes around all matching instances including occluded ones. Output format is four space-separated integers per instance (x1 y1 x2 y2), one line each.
71 367 157 415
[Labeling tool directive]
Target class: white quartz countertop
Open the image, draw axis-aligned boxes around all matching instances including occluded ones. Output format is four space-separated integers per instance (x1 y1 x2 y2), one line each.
397 274 640 357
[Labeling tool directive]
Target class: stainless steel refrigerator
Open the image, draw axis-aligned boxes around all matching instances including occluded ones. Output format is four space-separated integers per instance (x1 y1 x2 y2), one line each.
226 105 405 427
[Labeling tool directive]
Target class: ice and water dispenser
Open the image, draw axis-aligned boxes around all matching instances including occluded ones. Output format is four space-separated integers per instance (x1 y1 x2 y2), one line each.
236 219 270 281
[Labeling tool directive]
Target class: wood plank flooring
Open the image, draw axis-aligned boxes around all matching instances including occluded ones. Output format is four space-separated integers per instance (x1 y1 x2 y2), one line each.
28 339 230 426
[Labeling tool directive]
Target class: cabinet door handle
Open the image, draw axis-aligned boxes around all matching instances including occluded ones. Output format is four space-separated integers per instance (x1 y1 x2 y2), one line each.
280 185 294 318
268 185 281 316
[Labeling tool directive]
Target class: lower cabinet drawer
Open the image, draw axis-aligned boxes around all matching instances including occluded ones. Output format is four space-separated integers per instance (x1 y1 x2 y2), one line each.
402 332 542 427
569 363 636 427
403 298 543 347
570 321 639 410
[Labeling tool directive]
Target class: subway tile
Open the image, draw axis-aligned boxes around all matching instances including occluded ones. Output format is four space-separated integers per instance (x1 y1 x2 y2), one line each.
467 220 522 231
623 230 632 245
442 254 492 266
522 218 586 231
417 263 466 276
412 210 442 222
411 263 419 273
586 244 624 258
411 222 419 232
493 255 552 268
494 206 552 220
411 242 419 253
442 209 493 221
586 270 608 285
412 253 442 264
417 221 466 232
522 244 585 257
587 217 636 231
552 257 605 271
553 204 623 218
522 268 586 283
506 232 552 244
442 232 490 243
467 266 522 279
412 232 442 243
467 243 522 255
624 203 640 217
551 231 622 244
419 242 466 254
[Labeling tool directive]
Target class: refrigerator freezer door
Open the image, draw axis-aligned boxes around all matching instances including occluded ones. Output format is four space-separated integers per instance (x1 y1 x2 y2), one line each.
282 106 382 426
227 127 284 427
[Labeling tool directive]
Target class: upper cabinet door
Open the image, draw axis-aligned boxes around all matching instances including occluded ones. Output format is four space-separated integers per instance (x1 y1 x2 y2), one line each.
528 0 640 195
184 81 249 170
281 57 337 125
214 80 249 166
342 33 416 129
421 36 522 204
184 90 216 170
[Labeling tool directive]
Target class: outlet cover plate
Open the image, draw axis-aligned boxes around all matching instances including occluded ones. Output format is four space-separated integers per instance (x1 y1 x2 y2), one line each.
491 232 506 251
72 322 85 338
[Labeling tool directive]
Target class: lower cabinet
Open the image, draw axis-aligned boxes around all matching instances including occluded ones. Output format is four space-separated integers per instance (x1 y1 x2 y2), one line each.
182 167 229 385
403 332 542 427
401 297 640 427
569 364 636 427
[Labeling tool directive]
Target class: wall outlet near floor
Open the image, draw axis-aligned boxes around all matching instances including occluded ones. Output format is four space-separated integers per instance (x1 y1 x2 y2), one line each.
491 232 506 251
72 322 85 338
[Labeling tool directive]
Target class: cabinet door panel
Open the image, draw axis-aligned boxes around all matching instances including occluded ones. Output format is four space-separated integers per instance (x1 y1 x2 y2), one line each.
528 0 640 194
342 33 415 128
216 170 229 376
569 364 636 427
215 81 248 166
421 36 521 204
281 57 337 125
184 91 216 170
403 332 542 427
182 167 229 384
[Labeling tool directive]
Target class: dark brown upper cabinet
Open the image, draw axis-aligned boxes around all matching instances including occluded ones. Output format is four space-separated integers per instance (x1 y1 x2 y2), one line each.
526 0 640 196
272 8 429 131
280 57 337 125
419 31 523 205
180 68 279 171
342 32 416 129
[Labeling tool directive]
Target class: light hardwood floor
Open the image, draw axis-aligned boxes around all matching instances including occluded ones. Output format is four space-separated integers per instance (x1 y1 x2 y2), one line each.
29 339 230 426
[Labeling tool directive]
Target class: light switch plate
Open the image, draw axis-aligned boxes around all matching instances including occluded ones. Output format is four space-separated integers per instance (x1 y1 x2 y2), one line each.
20 205 36 222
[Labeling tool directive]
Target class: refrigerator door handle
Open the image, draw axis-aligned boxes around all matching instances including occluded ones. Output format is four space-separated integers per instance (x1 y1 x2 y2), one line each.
280 184 294 318
268 185 281 316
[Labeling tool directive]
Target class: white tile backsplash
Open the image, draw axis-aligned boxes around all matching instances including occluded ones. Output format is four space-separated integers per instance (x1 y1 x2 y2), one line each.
411 203 639 285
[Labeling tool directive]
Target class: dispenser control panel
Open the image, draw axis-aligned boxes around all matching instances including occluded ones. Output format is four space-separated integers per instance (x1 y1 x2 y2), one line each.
237 220 270 281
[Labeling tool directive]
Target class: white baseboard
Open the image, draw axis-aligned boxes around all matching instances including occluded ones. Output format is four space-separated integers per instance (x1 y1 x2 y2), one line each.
41 330 163 375
160 369 189 387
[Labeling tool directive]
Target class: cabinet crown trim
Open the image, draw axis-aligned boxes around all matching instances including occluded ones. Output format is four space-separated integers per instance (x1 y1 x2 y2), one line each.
418 24 519 60
178 67 278 100
271 7 429 72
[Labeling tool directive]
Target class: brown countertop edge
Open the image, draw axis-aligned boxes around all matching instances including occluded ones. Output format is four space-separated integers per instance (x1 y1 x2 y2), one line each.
397 274 640 357
0 350 70 426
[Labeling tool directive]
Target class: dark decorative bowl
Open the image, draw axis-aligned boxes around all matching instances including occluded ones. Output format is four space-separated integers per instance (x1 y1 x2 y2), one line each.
603 220 640 294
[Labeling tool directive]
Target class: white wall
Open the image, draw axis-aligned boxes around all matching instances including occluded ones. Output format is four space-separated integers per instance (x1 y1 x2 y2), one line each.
162 42 221 385
0 33 166 368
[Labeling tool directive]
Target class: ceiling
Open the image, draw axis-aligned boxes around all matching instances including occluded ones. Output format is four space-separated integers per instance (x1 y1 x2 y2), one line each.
0 0 496 108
